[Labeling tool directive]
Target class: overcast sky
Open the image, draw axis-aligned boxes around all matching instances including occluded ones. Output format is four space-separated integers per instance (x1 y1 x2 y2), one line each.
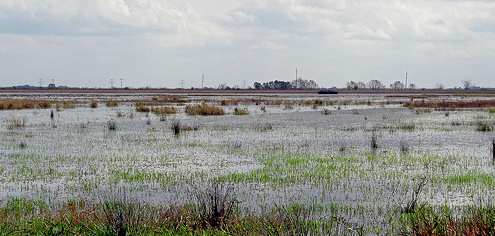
0 0 494 89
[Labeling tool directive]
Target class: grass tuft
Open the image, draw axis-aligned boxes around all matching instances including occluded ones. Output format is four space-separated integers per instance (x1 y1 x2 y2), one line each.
233 107 249 115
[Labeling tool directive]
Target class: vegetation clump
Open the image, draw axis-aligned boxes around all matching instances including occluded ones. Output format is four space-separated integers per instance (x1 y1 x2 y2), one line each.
233 107 249 115
476 121 494 132
152 106 177 115
185 104 225 116
37 101 52 109
90 101 98 108
4 116 27 129
0 99 54 110
106 101 119 107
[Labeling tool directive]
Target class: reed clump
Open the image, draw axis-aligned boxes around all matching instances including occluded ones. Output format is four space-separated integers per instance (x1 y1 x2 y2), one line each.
106 101 119 107
4 116 27 129
185 104 225 116
152 106 177 115
233 107 249 115
90 101 98 108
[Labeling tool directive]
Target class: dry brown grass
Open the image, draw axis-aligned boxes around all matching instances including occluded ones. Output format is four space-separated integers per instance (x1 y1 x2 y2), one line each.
152 106 177 115
185 104 225 116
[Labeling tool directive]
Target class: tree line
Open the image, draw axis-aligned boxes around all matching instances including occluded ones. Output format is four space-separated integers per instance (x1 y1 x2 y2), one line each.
346 80 416 90
253 78 319 90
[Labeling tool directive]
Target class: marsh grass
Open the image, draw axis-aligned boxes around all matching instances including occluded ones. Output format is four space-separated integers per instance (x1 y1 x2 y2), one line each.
106 101 119 107
476 121 494 132
321 108 331 115
185 104 225 116
152 106 177 115
4 116 27 129
99 192 145 236
233 107 249 115
400 204 495 235
191 180 239 229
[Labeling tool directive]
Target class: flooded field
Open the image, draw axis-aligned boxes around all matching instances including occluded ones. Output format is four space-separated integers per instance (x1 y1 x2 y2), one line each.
1 92 494 233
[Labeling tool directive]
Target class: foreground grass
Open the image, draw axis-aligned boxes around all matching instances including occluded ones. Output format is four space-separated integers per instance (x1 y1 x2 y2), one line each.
0 198 348 235
1 197 495 235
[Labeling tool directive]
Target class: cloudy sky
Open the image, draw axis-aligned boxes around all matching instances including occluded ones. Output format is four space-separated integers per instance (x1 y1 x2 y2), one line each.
0 0 494 89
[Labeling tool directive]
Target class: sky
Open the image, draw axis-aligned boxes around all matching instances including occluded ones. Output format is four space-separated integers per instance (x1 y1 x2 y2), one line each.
0 0 494 89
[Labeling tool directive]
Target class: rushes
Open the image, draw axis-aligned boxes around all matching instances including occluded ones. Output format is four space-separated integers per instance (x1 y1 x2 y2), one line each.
191 180 238 228
5 116 27 129
99 191 145 236
233 107 249 115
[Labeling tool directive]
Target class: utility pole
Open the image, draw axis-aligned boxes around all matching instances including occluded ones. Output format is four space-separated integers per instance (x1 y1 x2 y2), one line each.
202 74 204 89
295 68 298 90
180 80 184 89
111 79 114 88
405 72 408 89
39 78 43 88
120 78 123 89
243 80 247 89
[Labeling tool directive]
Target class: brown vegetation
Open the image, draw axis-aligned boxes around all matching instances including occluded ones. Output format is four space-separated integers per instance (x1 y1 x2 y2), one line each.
185 104 225 116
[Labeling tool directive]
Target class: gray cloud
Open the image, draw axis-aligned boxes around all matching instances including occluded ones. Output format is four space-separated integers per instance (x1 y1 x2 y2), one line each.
0 0 494 88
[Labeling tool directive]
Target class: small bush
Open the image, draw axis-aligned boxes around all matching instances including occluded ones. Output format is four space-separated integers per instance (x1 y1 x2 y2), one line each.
108 121 117 131
136 106 150 112
191 180 238 229
476 121 493 132
321 109 331 115
106 101 119 107
90 101 98 108
233 107 249 115
185 104 225 116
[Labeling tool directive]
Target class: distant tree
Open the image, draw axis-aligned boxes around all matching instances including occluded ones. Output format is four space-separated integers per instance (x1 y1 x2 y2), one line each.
346 81 366 90
217 83 231 90
292 78 318 89
356 81 366 89
409 83 416 89
253 82 262 90
462 79 472 90
367 79 384 90
390 81 405 90
435 83 444 90
346 81 357 90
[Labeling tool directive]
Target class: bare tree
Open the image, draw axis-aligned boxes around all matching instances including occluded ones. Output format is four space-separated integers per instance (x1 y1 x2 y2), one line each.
390 81 405 90
462 79 472 90
291 78 319 89
367 79 384 90
435 83 444 90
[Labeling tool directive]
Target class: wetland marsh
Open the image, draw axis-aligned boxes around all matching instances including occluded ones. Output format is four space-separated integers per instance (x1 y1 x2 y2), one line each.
0 92 494 235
